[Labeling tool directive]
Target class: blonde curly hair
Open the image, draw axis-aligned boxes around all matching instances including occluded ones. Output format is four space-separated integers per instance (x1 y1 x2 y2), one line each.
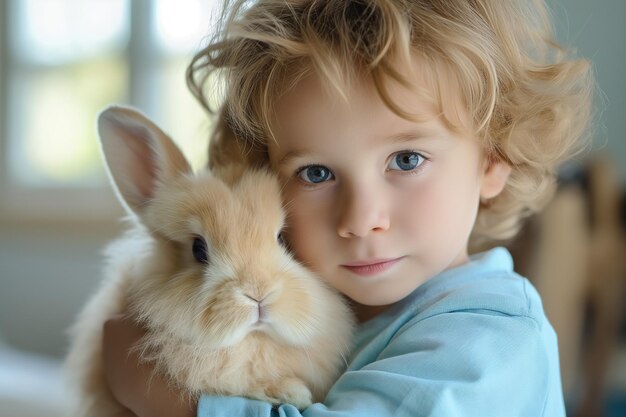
186 0 595 251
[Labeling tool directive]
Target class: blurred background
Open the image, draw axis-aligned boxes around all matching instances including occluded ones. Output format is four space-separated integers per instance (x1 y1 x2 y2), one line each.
0 0 624 416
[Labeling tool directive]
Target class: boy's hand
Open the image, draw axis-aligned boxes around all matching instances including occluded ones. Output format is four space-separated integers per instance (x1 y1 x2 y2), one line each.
102 315 196 417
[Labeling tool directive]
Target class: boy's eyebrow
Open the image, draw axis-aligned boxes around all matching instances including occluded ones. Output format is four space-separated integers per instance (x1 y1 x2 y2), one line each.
276 131 445 167
276 150 306 168
386 130 444 144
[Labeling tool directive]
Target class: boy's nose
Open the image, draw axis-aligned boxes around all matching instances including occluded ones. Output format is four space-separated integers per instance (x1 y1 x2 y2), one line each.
336 184 390 238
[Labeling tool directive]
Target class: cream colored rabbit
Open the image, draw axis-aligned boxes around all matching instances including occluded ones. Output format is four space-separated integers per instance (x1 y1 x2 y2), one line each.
64 106 355 417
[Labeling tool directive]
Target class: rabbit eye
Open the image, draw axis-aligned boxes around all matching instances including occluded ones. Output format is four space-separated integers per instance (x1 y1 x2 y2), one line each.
277 232 285 247
192 236 209 264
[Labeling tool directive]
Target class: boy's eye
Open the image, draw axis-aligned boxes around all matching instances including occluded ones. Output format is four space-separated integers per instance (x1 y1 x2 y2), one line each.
297 165 334 184
388 151 424 171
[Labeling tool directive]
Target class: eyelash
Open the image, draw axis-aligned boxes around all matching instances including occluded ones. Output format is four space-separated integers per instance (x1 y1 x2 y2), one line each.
294 164 334 188
387 150 429 176
293 150 429 187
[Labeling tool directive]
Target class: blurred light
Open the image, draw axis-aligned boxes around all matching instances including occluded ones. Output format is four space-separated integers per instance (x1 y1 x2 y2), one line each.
6 0 217 187
15 0 128 64
154 0 220 53
10 60 127 186
8 0 129 186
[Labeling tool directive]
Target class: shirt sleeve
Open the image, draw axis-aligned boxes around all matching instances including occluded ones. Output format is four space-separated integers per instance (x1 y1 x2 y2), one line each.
197 310 554 417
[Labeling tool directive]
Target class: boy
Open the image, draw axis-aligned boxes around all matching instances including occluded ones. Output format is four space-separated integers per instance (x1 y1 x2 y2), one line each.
102 0 594 416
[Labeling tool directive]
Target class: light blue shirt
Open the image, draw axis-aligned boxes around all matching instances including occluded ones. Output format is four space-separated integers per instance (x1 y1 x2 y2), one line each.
197 247 565 417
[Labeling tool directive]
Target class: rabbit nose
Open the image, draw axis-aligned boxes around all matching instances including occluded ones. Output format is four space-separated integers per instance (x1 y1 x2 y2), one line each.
258 304 267 321
244 294 268 321
245 294 262 303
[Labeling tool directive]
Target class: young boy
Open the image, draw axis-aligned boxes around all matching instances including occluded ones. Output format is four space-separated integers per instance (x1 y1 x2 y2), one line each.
102 0 594 416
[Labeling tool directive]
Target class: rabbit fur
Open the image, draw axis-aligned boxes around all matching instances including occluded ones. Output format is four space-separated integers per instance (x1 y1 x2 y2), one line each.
64 106 355 416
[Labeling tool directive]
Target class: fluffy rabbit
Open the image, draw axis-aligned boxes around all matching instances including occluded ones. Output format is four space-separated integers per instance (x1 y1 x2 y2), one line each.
64 106 355 417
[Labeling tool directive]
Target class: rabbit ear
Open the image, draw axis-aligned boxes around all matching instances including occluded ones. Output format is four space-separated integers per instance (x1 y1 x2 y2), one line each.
97 105 192 214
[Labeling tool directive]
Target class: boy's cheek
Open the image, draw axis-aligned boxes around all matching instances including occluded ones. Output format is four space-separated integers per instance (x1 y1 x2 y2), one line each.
397 176 477 235
281 201 325 259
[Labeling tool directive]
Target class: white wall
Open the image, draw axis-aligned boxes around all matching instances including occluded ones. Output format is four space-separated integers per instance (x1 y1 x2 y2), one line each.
0 222 122 358
550 0 626 182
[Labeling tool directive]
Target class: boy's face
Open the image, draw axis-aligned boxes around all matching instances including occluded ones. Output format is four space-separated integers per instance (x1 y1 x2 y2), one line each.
268 70 509 312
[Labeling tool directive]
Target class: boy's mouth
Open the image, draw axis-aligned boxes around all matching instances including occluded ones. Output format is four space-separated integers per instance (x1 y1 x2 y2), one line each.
340 257 405 276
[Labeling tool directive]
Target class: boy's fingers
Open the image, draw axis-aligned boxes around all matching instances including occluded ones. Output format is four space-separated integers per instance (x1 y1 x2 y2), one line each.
102 314 149 411
103 314 146 348
101 315 196 417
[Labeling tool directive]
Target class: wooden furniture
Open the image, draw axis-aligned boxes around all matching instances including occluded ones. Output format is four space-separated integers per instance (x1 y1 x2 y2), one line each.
509 155 626 417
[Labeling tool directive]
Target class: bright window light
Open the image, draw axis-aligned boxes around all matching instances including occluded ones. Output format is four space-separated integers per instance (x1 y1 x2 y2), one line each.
4 0 218 190
154 0 221 53
16 0 128 64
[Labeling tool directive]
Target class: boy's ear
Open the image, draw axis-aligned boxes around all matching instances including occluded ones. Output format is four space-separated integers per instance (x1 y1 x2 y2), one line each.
480 159 512 200
98 105 192 214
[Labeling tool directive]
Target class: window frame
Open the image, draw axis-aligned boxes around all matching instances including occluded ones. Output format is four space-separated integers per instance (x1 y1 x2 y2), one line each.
0 0 194 226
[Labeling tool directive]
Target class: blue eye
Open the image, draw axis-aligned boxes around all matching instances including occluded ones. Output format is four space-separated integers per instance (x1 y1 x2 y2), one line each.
388 152 424 171
297 165 333 184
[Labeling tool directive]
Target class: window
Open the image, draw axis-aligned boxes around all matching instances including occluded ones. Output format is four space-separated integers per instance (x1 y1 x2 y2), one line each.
0 0 221 223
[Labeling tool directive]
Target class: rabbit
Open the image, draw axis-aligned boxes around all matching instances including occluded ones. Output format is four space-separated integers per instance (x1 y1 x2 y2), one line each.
64 106 355 417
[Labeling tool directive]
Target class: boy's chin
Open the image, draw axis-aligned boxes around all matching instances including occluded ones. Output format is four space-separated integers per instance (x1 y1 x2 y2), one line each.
348 301 396 323
344 289 416 320
344 276 424 307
